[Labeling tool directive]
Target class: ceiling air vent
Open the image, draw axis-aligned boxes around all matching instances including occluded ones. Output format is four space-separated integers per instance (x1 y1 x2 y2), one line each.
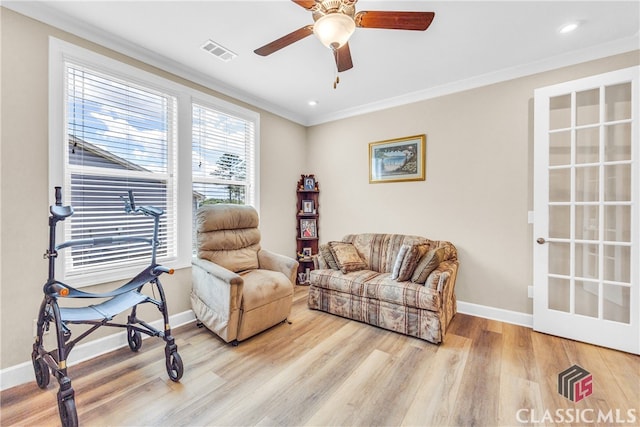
201 40 237 62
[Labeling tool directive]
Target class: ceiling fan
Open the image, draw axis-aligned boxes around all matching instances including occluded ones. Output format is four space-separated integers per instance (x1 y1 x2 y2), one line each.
254 0 435 73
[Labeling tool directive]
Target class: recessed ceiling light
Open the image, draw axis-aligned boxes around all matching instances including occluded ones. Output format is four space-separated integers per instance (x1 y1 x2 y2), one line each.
308 100 318 107
559 22 580 34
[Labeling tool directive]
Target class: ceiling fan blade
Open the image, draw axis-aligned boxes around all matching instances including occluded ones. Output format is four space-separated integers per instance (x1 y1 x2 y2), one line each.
333 43 353 72
254 25 314 56
291 0 317 10
354 11 435 31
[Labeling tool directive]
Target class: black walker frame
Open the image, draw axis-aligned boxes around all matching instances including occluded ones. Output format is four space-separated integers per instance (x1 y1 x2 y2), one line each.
32 187 183 427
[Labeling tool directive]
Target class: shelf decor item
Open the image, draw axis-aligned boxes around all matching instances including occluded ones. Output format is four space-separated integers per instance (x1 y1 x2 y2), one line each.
300 219 317 239
302 200 314 213
296 174 319 285
303 176 316 190
369 134 426 183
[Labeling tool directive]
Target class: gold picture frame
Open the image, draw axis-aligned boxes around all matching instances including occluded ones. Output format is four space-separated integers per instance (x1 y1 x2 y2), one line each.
369 134 426 183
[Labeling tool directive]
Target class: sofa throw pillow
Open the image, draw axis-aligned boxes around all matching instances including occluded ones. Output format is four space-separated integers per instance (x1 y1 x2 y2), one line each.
328 241 367 274
391 244 428 281
319 243 340 270
411 247 445 284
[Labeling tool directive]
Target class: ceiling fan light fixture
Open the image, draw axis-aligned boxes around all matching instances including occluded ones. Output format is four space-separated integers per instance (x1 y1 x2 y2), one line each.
313 13 356 49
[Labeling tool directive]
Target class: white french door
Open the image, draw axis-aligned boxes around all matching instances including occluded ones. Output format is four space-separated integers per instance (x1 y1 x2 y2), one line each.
533 66 639 354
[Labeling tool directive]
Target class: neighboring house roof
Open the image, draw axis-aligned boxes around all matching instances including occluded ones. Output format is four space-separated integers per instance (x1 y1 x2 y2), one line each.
68 134 148 172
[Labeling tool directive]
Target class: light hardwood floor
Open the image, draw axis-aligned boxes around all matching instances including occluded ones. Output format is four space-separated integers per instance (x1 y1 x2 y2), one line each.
2 286 638 426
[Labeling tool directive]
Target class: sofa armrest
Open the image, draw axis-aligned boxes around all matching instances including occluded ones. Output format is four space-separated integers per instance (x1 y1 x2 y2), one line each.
258 249 299 285
425 259 459 333
424 260 458 292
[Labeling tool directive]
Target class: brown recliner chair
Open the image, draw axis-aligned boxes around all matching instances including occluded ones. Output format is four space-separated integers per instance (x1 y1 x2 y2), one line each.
191 204 298 344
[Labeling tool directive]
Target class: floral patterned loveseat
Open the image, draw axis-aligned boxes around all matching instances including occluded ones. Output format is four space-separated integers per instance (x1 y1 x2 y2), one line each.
307 233 459 344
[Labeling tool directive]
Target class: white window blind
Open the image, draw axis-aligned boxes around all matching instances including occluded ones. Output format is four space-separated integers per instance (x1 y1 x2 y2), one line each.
192 103 256 206
64 63 178 279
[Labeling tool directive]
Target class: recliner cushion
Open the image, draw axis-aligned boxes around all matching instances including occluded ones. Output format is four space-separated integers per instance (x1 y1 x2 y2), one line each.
196 204 261 272
240 269 293 311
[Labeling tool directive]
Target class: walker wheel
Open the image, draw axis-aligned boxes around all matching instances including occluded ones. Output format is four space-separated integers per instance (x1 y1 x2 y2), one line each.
33 357 50 389
166 351 183 382
58 397 78 427
127 328 142 352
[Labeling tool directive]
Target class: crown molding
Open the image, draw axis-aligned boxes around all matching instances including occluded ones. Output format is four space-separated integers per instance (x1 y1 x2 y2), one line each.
2 1 308 125
306 34 639 126
3 2 638 128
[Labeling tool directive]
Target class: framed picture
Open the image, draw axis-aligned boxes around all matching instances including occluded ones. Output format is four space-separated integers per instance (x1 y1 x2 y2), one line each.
303 176 316 191
299 218 317 239
302 200 314 213
369 134 426 183
302 247 312 258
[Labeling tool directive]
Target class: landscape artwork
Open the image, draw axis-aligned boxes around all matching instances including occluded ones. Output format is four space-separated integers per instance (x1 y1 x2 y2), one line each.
369 134 426 183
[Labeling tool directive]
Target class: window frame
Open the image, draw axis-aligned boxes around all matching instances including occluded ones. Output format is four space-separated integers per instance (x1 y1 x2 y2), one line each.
49 38 259 287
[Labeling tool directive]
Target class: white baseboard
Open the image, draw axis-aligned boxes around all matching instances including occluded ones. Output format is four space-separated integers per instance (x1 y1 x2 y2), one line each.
0 310 195 391
457 300 533 328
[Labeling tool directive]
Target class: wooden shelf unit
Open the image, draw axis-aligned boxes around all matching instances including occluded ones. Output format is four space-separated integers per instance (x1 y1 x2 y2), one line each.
295 174 319 285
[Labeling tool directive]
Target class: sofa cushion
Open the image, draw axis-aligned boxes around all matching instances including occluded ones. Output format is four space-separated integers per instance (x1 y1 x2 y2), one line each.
411 247 445 284
363 273 442 312
342 234 431 273
309 269 380 295
319 243 339 270
329 241 367 273
391 244 429 281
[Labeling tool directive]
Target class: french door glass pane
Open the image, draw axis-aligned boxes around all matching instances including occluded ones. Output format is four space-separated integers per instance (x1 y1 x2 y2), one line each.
548 277 570 312
603 284 630 324
550 131 571 166
575 243 598 279
576 89 600 126
576 166 599 202
603 245 630 283
549 94 571 130
576 127 599 164
549 205 570 239
604 164 631 201
575 205 598 240
605 123 631 161
605 82 631 122
550 168 571 202
604 205 631 242
575 281 599 318
549 242 570 276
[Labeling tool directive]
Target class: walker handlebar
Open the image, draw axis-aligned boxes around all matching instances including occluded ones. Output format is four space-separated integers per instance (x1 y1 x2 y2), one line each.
55 186 62 206
121 191 163 218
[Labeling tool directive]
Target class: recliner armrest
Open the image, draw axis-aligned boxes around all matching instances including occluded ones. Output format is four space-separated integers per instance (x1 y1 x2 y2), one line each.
192 257 243 286
257 249 299 285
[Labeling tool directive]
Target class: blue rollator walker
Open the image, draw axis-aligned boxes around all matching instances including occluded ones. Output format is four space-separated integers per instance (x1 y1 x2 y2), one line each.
32 187 184 427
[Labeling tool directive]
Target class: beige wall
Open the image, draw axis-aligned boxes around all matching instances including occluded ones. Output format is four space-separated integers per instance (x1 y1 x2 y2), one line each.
2 6 638 371
0 8 305 369
307 50 639 315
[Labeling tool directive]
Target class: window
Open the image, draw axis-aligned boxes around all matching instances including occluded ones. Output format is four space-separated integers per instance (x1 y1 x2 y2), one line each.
63 63 178 281
192 104 256 203
191 103 257 251
50 39 259 287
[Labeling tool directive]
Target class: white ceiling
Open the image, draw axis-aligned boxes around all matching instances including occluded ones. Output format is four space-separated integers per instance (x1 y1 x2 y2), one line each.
4 1 639 125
